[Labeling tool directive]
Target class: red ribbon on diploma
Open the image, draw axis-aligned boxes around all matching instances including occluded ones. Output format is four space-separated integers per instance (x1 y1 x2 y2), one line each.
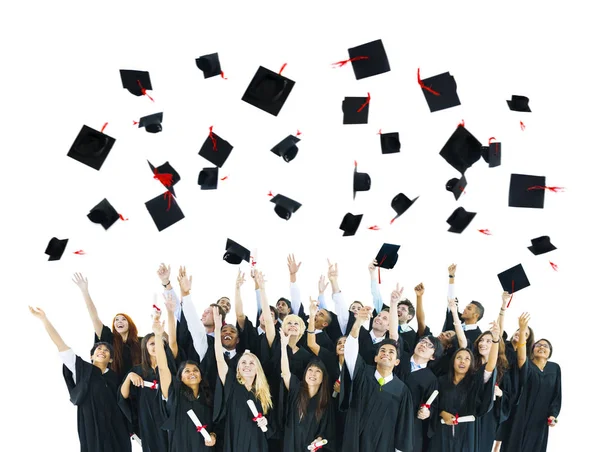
420 403 431 409
196 424 207 432
151 380 158 390
252 413 263 422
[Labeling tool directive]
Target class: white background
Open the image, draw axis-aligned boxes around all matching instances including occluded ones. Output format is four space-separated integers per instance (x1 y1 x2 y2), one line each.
2 1 598 451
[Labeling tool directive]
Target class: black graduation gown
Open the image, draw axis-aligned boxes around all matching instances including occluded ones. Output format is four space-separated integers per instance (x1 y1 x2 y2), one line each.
63 355 132 452
95 325 142 383
476 369 513 452
500 360 561 452
175 310 200 363
427 367 496 452
279 375 336 451
339 355 414 452
213 370 274 452
495 342 520 442
316 348 345 450
442 312 482 351
160 379 215 451
238 316 261 357
356 326 400 367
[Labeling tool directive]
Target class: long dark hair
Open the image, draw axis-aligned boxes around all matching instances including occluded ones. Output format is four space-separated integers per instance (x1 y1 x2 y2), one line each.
176 360 213 406
140 333 157 378
510 326 535 356
473 331 509 383
444 348 477 411
111 313 141 377
447 348 476 383
298 359 330 422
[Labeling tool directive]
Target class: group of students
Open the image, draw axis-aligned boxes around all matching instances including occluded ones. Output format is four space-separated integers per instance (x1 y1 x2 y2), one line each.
30 257 561 452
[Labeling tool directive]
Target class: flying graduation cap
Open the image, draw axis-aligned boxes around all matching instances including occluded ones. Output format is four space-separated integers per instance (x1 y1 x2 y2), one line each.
439 125 482 174
270 194 302 220
148 160 180 196
45 237 69 261
390 193 418 222
527 236 557 255
508 174 546 208
446 174 467 201
418 69 461 112
196 53 222 78
339 213 363 237
347 39 391 80
87 198 120 230
380 132 401 154
507 95 531 112
67 125 116 171
223 239 251 264
242 66 295 116
497 264 531 294
119 69 152 97
199 127 234 168
145 192 185 232
198 167 219 190
137 112 163 133
342 95 370 124
481 140 501 168
446 207 477 233
353 162 371 199
270 135 301 162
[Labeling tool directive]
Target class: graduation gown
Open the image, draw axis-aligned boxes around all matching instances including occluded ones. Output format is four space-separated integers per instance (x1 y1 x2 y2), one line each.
476 370 513 452
63 356 132 452
316 347 345 449
279 375 336 451
95 325 142 383
339 355 414 452
160 379 215 451
427 367 496 452
213 370 274 452
495 341 520 442
501 360 561 452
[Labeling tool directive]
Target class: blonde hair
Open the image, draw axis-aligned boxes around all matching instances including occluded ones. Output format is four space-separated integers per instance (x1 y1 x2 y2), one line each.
282 314 306 340
236 351 273 414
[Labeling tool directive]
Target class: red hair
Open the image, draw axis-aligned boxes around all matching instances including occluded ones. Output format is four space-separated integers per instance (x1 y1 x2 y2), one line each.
111 313 141 377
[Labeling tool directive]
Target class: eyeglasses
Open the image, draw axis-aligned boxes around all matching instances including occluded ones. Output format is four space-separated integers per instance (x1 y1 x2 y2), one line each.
419 339 434 349
534 343 550 349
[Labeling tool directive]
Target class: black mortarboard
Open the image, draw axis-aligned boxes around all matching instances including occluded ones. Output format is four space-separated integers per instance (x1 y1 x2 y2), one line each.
87 198 120 230
270 135 300 163
195 53 222 79
223 239 251 264
138 112 163 133
347 39 391 80
342 96 370 124
380 132 401 154
198 129 234 168
241 66 295 116
446 174 467 201
446 207 477 233
420 71 460 112
507 95 531 112
481 142 501 168
353 164 371 199
339 213 363 237
67 125 116 171
147 160 180 196
374 243 400 269
439 125 482 174
119 69 152 96
45 237 68 261
497 264 531 293
527 236 557 255
198 167 219 190
145 192 185 232
508 174 546 209
270 194 302 220
391 193 418 221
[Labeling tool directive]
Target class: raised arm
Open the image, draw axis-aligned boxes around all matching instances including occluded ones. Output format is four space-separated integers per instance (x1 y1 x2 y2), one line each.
29 306 69 352
306 297 320 356
497 291 510 336
158 263 182 322
369 259 384 313
388 284 403 341
288 254 303 314
72 273 104 339
256 272 276 347
153 320 172 400
415 283 426 337
449 298 467 349
345 306 372 379
234 269 247 328
212 307 228 385
516 313 531 369
280 330 292 390
317 275 331 310
163 292 179 358
485 321 501 373
179 267 209 361
329 259 350 333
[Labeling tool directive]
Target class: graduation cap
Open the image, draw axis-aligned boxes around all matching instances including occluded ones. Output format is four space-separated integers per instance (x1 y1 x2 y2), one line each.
198 128 234 168
439 125 482 174
45 237 68 261
446 175 467 201
241 66 295 116
339 213 363 236
527 236 557 255
67 125 116 171
270 135 300 163
374 243 400 269
497 264 531 294
347 39 391 80
446 207 476 233
508 174 546 208
195 53 222 78
198 167 219 190
145 192 185 232
391 193 418 221
119 69 152 97
353 163 371 199
148 160 180 196
223 239 251 264
507 95 531 112
481 142 501 168
270 194 301 220
87 198 120 230
380 132 401 154
419 70 460 112
342 95 370 124
138 112 163 133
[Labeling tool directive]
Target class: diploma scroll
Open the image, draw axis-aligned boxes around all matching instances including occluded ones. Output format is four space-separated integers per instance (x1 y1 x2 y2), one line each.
421 389 439 408
131 434 142 446
143 380 159 390
187 409 211 442
441 415 476 424
308 439 328 450
247 400 268 432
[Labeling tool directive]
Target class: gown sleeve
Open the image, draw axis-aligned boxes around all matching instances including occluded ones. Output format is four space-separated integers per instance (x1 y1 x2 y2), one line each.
548 363 562 418
63 355 94 406
394 384 415 452
213 367 236 424
94 324 113 344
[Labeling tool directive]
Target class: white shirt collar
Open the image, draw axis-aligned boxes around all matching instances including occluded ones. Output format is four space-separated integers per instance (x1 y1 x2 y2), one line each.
370 330 386 344
257 325 265 335
410 356 426 372
374 370 394 385
399 323 413 333
463 323 478 331
224 349 237 359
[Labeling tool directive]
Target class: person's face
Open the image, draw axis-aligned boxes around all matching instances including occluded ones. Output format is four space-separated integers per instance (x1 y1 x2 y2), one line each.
414 338 436 361
201 307 215 327
114 315 129 334
314 309 330 329
238 355 258 379
397 303 412 323
146 336 156 357
453 350 471 375
217 297 231 315
181 364 201 387
372 311 390 331
91 344 112 365
276 299 291 316
512 327 530 344
532 340 551 359
283 318 301 336
437 330 456 348
461 304 477 321
349 302 363 316
477 334 493 357
258 309 276 329
221 325 239 350
374 344 400 368
336 337 346 356
305 365 324 387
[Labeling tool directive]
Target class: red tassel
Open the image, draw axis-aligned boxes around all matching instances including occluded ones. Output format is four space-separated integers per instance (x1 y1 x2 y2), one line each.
132 120 139 126
478 229 492 235
163 191 174 211
136 80 154 102
458 185 466 195
506 281 515 308
279 63 287 75
368 225 380 230
152 304 161 312
377 129 382 135
118 214 128 221
296 130 302 136
154 169 173 187
550 261 558 271
101 122 108 133
390 217 396 225
520 121 526 131
220 175 228 181
458 120 465 127
267 191 273 197
488 137 496 144
417 68 441 96
73 250 86 255
220 71 227 79
527 186 565 192
331 56 369 68
378 255 387 284
208 126 217 151
357 93 371 113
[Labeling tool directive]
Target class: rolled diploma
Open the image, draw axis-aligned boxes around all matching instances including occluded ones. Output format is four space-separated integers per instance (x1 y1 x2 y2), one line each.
143 380 159 389
441 415 476 424
308 439 328 450
424 390 439 407
131 433 142 445
332 379 340 398
187 409 211 442
247 400 268 432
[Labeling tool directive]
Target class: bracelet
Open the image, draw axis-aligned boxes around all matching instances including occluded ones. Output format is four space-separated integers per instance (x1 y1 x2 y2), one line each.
306 330 315 334
492 339 499 343
162 280 170 287
499 313 504 316
449 275 455 278
500 308 506 311
517 343 526 348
